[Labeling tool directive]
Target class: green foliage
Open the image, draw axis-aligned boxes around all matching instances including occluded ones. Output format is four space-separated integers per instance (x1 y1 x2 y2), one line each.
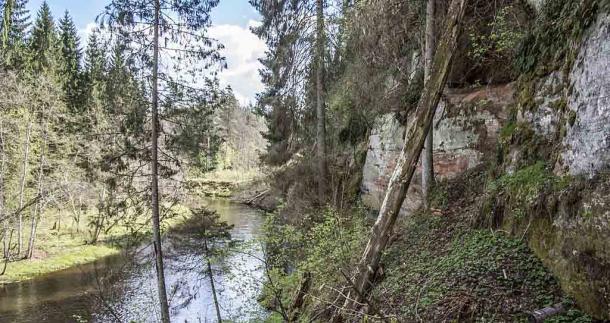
28 1 59 72
468 5 524 72
515 0 608 76
486 161 571 221
1 0 30 67
375 213 592 321
428 183 449 210
259 206 368 317
58 11 83 113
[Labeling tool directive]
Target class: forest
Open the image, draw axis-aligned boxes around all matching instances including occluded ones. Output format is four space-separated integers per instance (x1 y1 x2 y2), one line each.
0 0 609 322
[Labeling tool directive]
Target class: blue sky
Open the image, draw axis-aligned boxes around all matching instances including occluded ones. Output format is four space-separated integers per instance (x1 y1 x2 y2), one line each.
25 0 265 105
26 0 260 29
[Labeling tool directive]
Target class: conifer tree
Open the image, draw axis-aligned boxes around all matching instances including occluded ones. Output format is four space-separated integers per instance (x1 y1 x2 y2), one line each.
29 1 58 72
84 30 106 83
83 30 107 128
1 0 30 67
58 11 82 113
102 1 225 320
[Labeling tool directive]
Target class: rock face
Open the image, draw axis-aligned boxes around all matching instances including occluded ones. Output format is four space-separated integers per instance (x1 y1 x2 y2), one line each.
361 84 513 214
361 11 610 320
505 12 610 319
562 13 610 176
519 14 610 178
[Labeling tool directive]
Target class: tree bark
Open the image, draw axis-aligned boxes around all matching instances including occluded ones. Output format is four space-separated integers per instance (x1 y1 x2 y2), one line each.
152 1 171 322
17 120 32 256
0 120 8 264
422 0 437 209
290 271 312 321
316 0 328 201
26 120 48 259
341 0 467 313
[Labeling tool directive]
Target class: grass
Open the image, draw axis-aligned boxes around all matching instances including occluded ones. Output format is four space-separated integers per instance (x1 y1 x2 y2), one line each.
0 203 191 284
2 245 118 283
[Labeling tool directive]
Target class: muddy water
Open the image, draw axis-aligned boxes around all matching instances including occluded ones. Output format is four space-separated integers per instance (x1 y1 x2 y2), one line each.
0 199 266 322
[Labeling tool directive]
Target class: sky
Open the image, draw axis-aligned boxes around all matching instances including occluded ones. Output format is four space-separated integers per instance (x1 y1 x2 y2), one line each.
26 0 267 105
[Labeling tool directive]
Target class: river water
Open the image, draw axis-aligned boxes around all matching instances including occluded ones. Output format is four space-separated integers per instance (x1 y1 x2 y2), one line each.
0 199 266 322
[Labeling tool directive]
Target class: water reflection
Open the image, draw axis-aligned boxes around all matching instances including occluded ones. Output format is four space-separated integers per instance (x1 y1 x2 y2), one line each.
0 199 266 322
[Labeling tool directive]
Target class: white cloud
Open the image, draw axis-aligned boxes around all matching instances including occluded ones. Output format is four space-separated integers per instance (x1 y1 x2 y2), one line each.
78 20 267 106
79 22 98 46
209 20 267 106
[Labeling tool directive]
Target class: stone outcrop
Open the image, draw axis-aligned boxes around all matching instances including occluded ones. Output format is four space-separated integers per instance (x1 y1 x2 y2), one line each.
562 13 610 177
498 12 610 319
361 84 513 215
361 10 610 320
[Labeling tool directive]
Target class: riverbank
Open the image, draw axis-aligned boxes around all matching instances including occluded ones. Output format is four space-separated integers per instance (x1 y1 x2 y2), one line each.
0 199 266 322
190 169 279 212
0 205 189 284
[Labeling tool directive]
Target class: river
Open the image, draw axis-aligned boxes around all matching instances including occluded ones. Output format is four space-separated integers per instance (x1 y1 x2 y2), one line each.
0 199 266 322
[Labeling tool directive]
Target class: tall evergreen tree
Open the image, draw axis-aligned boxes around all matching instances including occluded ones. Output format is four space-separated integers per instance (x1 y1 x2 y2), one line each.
83 30 107 130
29 1 58 72
1 0 30 67
58 11 82 113
84 30 105 82
102 1 225 320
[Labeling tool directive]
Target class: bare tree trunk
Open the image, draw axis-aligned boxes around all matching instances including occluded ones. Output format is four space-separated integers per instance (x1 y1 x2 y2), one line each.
27 121 48 259
0 120 8 265
91 187 106 244
151 1 171 321
341 0 467 314
422 0 437 209
17 121 32 256
316 0 328 201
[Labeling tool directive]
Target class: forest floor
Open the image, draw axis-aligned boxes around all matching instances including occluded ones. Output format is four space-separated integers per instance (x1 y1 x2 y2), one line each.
372 166 594 322
0 205 189 284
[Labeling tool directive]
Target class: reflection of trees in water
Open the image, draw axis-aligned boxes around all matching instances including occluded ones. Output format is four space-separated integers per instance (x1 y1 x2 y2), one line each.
85 222 266 322
87 243 161 322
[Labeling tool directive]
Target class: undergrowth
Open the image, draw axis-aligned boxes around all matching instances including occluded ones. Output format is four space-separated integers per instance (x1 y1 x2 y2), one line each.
375 188 591 322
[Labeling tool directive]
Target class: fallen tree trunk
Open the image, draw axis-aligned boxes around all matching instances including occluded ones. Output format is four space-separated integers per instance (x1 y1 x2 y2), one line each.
340 0 468 315
528 303 566 322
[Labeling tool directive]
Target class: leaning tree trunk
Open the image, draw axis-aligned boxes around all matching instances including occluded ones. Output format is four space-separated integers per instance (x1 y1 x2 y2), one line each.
422 0 437 208
151 0 171 322
17 120 32 256
341 0 467 314
316 0 328 201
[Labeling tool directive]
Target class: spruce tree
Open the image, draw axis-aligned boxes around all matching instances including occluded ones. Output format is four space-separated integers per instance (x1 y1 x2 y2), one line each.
102 1 225 320
1 0 30 67
29 1 58 72
84 31 105 84
58 11 82 113
83 30 107 130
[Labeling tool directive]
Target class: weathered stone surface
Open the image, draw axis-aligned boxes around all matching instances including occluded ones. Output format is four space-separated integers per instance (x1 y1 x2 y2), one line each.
519 178 610 319
562 13 610 177
503 12 610 319
361 84 513 214
518 71 564 139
